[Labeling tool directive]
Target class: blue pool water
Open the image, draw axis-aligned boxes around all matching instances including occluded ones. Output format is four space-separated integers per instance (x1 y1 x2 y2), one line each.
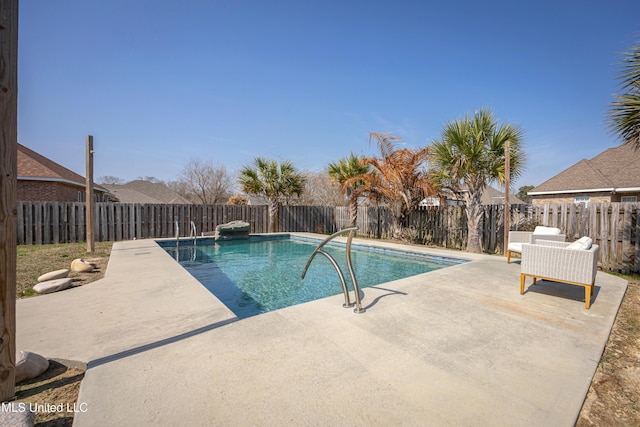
158 236 465 318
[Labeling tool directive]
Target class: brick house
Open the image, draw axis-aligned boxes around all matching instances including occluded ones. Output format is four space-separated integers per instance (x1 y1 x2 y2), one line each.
18 143 109 202
528 144 640 205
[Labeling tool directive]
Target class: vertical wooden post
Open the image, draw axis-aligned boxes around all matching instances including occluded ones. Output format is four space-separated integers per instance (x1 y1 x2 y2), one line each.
86 135 95 252
504 139 511 256
0 0 18 401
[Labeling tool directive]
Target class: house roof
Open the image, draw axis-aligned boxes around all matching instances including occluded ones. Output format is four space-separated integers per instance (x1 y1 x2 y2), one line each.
530 144 640 195
245 194 269 205
103 180 192 204
481 185 526 205
422 185 525 206
17 143 108 192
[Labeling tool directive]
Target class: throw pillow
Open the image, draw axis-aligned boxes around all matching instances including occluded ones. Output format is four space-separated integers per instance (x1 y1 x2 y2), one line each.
533 226 561 235
567 236 593 250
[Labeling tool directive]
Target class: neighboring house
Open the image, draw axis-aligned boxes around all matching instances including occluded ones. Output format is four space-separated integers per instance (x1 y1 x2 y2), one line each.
529 144 640 205
480 185 526 205
18 143 109 202
420 185 525 207
245 195 269 206
103 180 191 204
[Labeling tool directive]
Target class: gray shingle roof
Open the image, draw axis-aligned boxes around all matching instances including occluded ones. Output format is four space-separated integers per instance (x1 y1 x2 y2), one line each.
531 144 640 194
481 185 526 205
103 180 191 204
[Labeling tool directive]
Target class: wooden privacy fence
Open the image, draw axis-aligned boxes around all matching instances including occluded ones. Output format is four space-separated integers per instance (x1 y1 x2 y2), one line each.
527 202 640 274
16 201 640 273
337 205 489 252
279 205 335 234
16 202 269 244
334 203 640 273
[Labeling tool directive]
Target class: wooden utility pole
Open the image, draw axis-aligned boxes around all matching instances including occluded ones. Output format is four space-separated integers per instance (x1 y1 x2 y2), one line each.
504 139 511 256
86 135 95 252
0 0 18 401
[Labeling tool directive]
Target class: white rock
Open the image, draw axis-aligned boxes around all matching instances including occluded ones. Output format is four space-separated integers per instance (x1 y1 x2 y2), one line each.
0 404 35 426
70 258 94 273
37 268 69 282
15 351 49 384
33 278 72 294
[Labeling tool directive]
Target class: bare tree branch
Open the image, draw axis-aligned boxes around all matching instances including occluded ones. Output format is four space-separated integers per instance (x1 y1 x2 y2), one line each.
171 159 234 204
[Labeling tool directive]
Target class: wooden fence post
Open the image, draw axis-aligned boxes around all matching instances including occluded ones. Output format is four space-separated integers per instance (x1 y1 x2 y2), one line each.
504 139 510 257
86 135 95 252
0 0 18 400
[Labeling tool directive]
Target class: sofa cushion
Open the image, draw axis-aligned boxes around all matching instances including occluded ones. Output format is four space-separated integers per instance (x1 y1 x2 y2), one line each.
566 236 593 250
533 226 561 235
508 242 523 253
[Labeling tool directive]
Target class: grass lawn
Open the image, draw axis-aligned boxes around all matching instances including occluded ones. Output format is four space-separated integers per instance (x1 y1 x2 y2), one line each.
16 241 112 297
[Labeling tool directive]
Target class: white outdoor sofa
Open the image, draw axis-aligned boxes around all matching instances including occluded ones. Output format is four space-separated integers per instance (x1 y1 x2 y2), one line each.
519 238 600 309
507 226 566 263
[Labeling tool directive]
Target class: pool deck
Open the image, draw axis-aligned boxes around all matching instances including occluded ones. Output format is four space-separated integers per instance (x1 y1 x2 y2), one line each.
17 234 628 426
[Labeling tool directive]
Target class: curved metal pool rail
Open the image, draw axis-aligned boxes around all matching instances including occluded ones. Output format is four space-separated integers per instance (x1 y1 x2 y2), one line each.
301 226 365 313
189 220 197 242
174 220 180 260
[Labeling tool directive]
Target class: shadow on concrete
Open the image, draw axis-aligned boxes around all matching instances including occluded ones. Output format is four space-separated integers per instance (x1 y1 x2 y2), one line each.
524 279 601 305
363 286 408 310
87 317 238 369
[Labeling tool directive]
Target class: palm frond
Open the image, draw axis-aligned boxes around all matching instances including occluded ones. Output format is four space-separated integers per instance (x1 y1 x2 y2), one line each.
608 42 640 148
430 108 526 196
238 157 305 199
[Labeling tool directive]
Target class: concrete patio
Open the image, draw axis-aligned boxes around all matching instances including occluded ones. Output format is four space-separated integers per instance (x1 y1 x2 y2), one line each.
17 234 628 426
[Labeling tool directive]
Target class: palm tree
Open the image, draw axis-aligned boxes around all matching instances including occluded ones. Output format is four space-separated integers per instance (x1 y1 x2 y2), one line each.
346 133 435 239
327 153 370 227
239 158 306 232
430 109 525 253
608 41 640 149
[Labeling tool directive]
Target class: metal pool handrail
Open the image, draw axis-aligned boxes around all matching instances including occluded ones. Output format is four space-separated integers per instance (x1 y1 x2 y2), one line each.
301 226 365 313
189 221 197 242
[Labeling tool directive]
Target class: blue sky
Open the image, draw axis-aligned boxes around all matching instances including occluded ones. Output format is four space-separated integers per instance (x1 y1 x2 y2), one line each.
18 0 640 191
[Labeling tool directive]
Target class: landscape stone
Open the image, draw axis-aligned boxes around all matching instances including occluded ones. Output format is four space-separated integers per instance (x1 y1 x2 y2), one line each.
15 351 49 384
215 220 250 240
70 258 94 273
37 268 69 282
0 404 35 427
33 278 72 294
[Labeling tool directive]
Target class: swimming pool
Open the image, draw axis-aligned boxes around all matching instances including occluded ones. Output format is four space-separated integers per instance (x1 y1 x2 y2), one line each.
158 235 466 318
